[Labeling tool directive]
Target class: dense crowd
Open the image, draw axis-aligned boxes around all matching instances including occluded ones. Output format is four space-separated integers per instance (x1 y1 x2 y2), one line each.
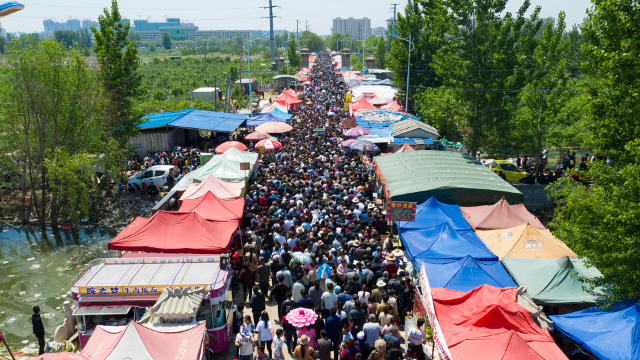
228 52 429 360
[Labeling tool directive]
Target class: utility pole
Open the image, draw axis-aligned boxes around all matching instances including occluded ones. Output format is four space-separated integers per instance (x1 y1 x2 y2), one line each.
391 3 399 34
296 20 300 50
305 20 309 31
268 0 276 70
214 75 218 111
204 39 207 77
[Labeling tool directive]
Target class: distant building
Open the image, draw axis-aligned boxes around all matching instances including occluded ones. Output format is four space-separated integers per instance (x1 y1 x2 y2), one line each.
43 18 99 34
332 17 371 40
372 26 386 37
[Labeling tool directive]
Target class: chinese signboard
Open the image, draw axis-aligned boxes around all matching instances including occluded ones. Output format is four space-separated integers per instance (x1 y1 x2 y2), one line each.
79 284 207 296
345 93 352 102
343 102 349 111
385 201 417 221
239 162 251 171
419 263 453 360
105 256 218 265
343 118 357 129
257 83 274 91
259 145 266 154
201 153 214 166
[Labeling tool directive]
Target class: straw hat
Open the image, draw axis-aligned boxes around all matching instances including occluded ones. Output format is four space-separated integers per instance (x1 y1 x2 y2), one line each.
392 249 404 258
352 240 360 246
300 335 310 345
386 254 396 262
376 280 386 287
375 339 386 352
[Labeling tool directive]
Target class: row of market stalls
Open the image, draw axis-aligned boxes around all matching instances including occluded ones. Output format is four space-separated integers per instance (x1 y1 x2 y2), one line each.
394 193 635 359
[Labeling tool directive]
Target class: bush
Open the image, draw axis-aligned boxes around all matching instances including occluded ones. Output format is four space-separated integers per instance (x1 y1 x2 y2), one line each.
149 44 156 52
152 88 165 101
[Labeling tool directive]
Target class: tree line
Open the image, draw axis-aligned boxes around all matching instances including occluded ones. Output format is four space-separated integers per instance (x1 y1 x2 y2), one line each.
387 0 640 302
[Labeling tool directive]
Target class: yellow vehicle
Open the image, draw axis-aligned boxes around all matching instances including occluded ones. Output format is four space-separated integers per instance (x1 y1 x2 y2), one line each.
490 160 528 183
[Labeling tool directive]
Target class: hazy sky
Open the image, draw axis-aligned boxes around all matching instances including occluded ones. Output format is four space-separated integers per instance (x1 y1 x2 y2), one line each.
3 0 591 34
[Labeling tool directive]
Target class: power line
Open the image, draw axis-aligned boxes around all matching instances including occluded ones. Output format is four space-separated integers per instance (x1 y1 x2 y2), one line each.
23 3 261 10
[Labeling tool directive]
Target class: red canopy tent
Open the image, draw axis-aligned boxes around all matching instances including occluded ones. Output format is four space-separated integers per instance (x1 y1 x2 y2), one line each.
352 92 392 105
432 285 567 360
275 90 303 106
450 330 545 360
395 143 415 153
179 191 244 221
108 211 239 254
381 100 405 111
30 322 207 360
215 141 248 154
460 197 545 230
180 175 244 201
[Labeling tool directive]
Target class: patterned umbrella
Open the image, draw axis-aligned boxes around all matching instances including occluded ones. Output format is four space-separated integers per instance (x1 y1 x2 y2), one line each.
349 140 380 153
254 139 282 151
285 307 318 327
214 141 248 154
344 126 370 138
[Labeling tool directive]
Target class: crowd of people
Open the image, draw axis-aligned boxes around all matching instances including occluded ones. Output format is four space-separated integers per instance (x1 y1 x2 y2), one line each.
228 52 428 360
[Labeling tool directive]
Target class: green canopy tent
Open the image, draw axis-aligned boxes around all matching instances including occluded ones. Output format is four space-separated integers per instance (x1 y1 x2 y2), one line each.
219 147 259 171
192 155 252 183
373 151 523 205
501 256 604 305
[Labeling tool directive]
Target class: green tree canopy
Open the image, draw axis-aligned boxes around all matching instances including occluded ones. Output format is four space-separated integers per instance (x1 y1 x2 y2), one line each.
374 36 385 68
300 30 324 52
161 31 172 49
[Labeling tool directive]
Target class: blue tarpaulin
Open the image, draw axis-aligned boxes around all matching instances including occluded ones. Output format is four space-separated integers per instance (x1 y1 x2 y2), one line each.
390 138 434 145
139 109 247 132
417 256 516 292
270 108 292 121
245 112 286 127
396 197 472 231
550 300 640 360
399 223 498 262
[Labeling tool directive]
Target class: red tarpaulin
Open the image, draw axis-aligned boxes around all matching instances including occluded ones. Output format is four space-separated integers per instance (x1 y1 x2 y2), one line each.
275 89 303 106
351 97 377 111
432 285 567 360
108 211 239 254
180 175 244 201
460 197 545 230
381 100 405 111
450 330 545 360
178 191 244 221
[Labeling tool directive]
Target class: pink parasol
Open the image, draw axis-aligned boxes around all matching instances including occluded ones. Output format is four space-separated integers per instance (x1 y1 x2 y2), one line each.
244 131 272 141
285 307 318 327
255 121 293 134
341 139 357 148
254 139 282 151
214 141 248 154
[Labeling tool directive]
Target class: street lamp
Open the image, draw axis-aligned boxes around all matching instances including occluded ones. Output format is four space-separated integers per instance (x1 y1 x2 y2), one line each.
244 33 270 115
389 33 413 111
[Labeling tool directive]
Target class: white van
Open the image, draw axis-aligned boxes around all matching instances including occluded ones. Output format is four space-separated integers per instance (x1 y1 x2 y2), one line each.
128 165 175 189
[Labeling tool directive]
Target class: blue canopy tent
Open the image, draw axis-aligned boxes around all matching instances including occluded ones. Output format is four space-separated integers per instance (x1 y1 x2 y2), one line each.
417 256 517 292
550 300 640 360
396 197 472 232
399 223 498 262
270 107 292 121
139 109 247 132
245 112 286 127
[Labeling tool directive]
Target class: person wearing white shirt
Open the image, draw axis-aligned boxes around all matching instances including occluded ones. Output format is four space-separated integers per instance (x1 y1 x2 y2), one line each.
283 219 294 233
321 283 339 311
287 237 297 249
256 311 274 359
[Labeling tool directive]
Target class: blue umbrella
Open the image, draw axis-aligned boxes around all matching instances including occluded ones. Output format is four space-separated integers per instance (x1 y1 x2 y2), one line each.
291 251 312 264
0 2 24 18
348 139 380 153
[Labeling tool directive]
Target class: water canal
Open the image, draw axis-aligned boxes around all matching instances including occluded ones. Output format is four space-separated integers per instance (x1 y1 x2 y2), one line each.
0 224 118 351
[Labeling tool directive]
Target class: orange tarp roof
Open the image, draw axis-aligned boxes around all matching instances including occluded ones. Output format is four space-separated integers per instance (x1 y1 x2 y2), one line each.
475 223 576 260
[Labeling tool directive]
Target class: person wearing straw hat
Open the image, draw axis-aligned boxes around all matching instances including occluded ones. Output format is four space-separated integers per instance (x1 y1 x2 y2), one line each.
293 335 314 360
383 254 397 276
368 339 386 360
370 281 387 304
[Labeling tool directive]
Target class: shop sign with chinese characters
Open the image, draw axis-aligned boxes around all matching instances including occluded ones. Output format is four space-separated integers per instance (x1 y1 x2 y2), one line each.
385 201 417 221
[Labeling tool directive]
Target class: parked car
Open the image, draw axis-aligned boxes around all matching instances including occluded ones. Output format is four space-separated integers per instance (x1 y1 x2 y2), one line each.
128 165 175 189
490 160 528 183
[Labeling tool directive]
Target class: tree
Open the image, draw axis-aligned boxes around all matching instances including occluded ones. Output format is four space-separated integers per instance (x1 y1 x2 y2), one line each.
562 23 587 77
54 30 78 48
161 31 172 49
300 30 324 52
427 0 541 157
149 43 156 52
374 36 385 68
127 30 141 46
415 88 464 141
513 13 569 175
287 38 300 69
0 39 110 228
388 0 442 112
548 145 640 302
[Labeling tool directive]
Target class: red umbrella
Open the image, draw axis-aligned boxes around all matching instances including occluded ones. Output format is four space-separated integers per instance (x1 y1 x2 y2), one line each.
255 121 293 134
214 141 248 154
244 131 271 141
